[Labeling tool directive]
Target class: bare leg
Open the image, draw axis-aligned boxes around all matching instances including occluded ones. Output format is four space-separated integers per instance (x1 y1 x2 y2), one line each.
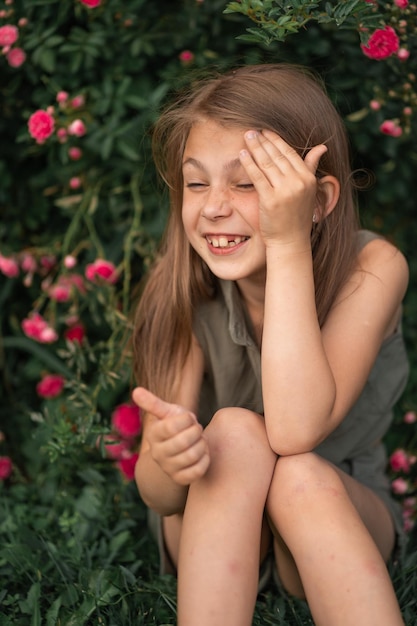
266 452 404 626
177 408 277 626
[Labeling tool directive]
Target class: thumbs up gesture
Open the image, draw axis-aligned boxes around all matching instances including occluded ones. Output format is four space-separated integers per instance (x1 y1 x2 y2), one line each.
132 387 210 486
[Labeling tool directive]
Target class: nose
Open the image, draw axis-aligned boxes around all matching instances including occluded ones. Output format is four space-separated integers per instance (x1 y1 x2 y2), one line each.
201 186 233 220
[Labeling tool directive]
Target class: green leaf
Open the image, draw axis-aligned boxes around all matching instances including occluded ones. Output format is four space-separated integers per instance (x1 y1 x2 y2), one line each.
39 48 55 72
109 530 131 556
116 140 140 162
124 95 148 110
46 597 62 626
100 135 115 160
2 337 73 378
18 581 41 617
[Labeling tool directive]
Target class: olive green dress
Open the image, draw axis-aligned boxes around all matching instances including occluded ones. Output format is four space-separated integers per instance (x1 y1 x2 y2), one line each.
149 230 409 575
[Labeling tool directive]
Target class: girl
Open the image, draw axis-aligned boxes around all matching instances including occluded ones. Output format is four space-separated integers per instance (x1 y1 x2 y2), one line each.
132 64 409 625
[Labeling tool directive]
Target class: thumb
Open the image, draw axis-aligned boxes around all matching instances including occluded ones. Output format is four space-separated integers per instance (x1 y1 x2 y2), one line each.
304 144 327 174
132 387 191 421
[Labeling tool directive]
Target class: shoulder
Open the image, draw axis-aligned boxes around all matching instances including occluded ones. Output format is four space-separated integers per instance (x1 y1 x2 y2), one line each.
328 233 408 341
357 233 408 295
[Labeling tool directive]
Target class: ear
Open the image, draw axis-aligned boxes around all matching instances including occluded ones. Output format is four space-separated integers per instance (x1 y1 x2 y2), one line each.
315 175 340 220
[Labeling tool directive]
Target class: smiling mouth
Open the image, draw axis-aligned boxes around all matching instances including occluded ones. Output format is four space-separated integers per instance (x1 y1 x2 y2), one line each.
206 235 249 249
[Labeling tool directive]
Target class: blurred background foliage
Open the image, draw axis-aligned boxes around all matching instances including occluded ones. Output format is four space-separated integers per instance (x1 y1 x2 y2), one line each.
1 0 416 623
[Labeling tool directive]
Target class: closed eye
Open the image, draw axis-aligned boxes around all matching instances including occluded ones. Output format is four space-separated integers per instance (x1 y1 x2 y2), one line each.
236 183 254 190
185 182 208 189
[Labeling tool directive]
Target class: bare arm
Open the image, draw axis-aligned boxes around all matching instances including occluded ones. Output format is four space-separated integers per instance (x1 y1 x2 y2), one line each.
240 129 409 455
133 335 207 516
262 237 408 455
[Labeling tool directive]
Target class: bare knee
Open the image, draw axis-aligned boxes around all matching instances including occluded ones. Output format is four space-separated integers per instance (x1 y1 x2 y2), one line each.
199 408 277 489
205 407 272 460
267 452 346 520
265 453 350 595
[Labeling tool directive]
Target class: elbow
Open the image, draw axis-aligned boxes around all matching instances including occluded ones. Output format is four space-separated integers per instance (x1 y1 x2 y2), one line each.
265 408 335 456
263 380 337 456
267 429 322 457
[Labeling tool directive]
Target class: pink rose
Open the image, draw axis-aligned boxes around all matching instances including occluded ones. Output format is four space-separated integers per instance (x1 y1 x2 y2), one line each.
179 50 194 63
70 95 85 109
57 128 68 143
67 119 86 137
111 403 142 438
48 283 71 302
404 411 417 424
64 273 85 293
391 477 409 495
117 452 139 481
0 24 18 46
380 120 402 137
48 274 85 301
0 254 19 277
56 91 69 104
397 48 410 61
36 374 65 398
394 0 408 7
39 327 58 343
40 255 57 271
64 255 77 269
361 26 400 60
389 449 410 473
85 259 118 284
20 253 37 273
69 176 82 190
64 322 85 343
369 100 381 111
80 0 101 7
0 456 12 480
21 312 58 343
6 47 26 67
68 146 83 160
100 433 131 460
28 110 55 143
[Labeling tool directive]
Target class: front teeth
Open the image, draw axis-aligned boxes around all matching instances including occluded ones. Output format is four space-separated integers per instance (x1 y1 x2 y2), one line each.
207 236 248 248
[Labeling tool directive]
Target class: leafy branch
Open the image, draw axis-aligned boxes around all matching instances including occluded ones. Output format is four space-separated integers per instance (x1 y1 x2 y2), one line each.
224 0 383 44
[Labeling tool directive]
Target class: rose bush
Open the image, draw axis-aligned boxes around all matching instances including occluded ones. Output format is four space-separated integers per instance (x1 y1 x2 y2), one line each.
1 0 416 623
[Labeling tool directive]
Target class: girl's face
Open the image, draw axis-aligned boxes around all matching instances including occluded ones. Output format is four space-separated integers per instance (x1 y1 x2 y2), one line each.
182 119 267 289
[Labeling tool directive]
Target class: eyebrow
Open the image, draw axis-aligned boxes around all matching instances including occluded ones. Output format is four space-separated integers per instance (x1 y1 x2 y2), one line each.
182 157 243 172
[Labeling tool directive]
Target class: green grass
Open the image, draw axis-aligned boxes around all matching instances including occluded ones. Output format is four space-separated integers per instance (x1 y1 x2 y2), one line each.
1 461 416 625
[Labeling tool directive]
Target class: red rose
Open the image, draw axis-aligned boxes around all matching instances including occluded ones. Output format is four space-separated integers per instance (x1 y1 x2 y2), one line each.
361 26 399 60
36 374 65 398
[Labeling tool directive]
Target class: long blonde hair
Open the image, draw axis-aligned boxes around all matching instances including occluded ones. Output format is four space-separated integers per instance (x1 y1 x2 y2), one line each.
133 64 360 399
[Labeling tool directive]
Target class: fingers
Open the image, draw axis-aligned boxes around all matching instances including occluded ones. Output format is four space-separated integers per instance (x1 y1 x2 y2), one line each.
240 129 327 179
132 386 195 421
157 429 210 485
152 418 210 485
133 386 210 484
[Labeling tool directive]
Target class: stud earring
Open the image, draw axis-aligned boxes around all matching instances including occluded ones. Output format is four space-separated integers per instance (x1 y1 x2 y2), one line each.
312 213 317 223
